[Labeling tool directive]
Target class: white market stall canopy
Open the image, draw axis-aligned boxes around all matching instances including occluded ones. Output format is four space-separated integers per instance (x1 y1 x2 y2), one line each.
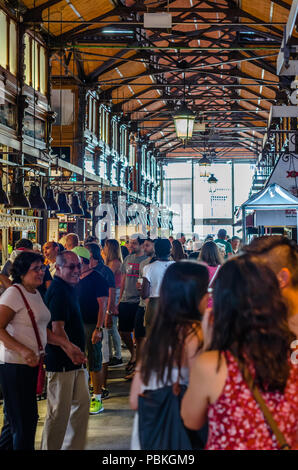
242 183 298 211
241 183 298 241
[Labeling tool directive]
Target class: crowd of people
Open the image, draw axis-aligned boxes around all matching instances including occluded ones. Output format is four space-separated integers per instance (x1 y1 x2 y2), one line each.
0 229 297 450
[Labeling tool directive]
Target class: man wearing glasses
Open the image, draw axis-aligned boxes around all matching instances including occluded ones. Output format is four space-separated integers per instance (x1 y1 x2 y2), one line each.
41 251 89 450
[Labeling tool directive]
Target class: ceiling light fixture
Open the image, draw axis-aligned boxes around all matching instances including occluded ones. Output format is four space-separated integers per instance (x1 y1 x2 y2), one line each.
173 67 196 142
208 174 218 184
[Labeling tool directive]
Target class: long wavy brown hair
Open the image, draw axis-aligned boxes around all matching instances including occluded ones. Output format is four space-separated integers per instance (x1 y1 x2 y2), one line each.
104 239 123 265
141 262 209 386
171 239 187 262
199 240 224 267
210 255 294 392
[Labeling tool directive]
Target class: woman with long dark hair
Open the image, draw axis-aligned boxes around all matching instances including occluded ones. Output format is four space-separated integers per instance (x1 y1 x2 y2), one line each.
130 261 209 449
181 256 298 450
171 239 187 262
199 240 223 268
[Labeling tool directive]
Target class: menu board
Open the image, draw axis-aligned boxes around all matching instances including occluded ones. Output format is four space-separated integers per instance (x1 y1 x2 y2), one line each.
47 218 59 242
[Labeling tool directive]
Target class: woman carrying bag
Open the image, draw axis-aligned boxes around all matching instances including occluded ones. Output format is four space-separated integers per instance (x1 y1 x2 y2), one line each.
0 251 86 450
130 261 209 450
181 256 298 450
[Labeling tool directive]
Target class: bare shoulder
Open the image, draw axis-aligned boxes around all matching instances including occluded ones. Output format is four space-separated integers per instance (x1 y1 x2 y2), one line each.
109 259 121 272
194 350 225 374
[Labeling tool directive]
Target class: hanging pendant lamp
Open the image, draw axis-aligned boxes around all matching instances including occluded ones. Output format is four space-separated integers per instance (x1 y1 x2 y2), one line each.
44 187 59 212
173 68 196 142
207 174 218 184
9 181 31 209
0 179 9 206
173 102 196 142
71 193 83 216
29 184 47 210
80 192 91 220
199 154 212 166
56 192 72 214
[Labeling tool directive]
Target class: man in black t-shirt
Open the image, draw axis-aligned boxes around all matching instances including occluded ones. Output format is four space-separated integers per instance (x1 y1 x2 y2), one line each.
74 246 109 415
41 251 89 450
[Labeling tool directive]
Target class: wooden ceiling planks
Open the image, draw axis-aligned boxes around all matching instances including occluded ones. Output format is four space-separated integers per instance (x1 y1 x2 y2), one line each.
19 0 294 162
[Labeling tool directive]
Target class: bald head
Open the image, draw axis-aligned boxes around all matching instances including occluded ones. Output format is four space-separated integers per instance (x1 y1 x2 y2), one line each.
65 233 79 250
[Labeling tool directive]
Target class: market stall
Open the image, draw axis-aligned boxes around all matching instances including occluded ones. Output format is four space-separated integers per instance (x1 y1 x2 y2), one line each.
241 183 298 243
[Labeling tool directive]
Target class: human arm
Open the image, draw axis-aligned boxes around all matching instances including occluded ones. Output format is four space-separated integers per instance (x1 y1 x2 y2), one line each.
129 364 143 410
107 261 119 313
181 351 227 430
47 328 86 365
183 324 204 370
180 354 211 430
141 264 151 300
93 297 106 343
119 274 126 304
0 304 39 367
201 308 214 351
51 320 69 342
107 287 116 313
226 242 233 258
141 278 150 300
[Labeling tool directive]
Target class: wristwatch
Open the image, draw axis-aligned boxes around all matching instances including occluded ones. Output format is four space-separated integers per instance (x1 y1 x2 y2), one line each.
95 327 103 332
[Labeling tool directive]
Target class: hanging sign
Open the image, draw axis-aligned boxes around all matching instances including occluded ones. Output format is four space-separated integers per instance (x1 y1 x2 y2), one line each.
255 209 297 227
47 218 59 242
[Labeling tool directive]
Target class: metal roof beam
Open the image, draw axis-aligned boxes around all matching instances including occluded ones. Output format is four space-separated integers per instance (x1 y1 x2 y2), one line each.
87 50 142 83
23 0 64 22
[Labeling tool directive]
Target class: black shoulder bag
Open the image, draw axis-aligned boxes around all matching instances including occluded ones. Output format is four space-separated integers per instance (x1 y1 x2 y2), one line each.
138 377 208 450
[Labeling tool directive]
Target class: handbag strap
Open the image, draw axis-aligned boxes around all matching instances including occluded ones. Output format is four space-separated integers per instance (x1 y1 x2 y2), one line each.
234 356 290 450
13 285 44 354
208 265 220 288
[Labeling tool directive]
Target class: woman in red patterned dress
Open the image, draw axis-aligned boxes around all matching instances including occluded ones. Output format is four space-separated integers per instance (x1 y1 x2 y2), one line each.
181 255 298 450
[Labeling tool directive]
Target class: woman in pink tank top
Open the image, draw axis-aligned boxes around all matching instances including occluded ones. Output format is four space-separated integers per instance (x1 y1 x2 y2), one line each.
181 256 298 450
198 241 223 308
102 240 123 364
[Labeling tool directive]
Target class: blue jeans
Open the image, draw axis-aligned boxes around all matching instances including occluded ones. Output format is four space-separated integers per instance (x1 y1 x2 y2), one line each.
108 315 122 360
0 363 38 450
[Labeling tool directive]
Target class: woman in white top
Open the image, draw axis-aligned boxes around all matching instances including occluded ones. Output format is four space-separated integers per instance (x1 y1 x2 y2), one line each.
141 238 174 335
0 251 85 450
130 261 210 449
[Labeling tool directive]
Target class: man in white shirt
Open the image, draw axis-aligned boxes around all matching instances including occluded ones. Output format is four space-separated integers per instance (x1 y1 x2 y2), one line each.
43 241 60 277
142 239 174 335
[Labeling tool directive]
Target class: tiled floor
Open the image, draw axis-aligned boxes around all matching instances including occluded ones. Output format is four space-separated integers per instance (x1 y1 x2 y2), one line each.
0 357 135 450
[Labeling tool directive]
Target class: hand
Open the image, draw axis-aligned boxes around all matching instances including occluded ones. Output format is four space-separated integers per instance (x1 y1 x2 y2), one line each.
105 314 113 329
201 308 214 351
91 329 102 345
20 347 39 367
136 281 142 292
63 342 87 365
112 304 119 315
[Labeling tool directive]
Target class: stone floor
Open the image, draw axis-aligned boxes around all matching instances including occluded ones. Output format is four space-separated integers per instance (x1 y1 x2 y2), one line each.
0 354 135 450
